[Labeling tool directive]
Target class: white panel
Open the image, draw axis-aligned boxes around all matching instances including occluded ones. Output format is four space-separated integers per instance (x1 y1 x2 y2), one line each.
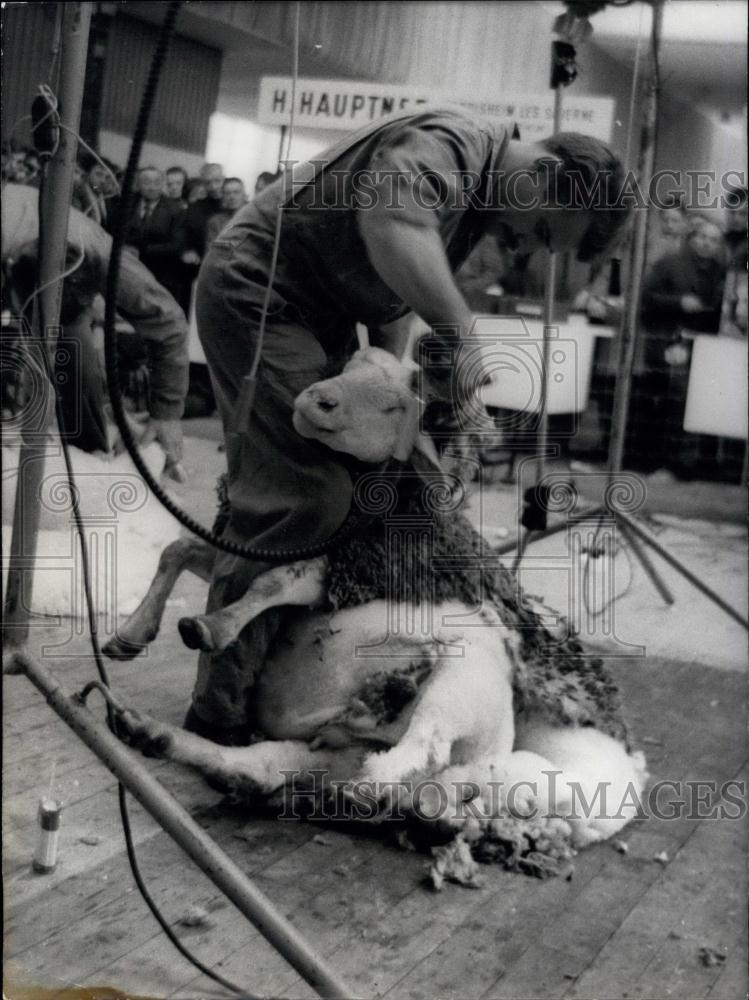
683 335 748 439
474 317 602 415
257 77 615 142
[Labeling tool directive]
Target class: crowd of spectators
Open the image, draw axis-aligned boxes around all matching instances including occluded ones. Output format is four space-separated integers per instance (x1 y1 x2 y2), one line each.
578 202 741 479
451 188 742 480
4 137 741 481
2 144 280 320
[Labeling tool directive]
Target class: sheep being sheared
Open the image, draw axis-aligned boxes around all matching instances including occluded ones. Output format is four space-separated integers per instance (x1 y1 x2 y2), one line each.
110 348 648 875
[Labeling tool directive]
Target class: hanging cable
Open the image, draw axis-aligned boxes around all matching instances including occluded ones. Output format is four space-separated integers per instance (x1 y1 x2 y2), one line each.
58 120 121 194
102 0 391 563
22 5 267 994
250 1 300 386
18 239 84 318
580 512 634 618
31 155 260 1000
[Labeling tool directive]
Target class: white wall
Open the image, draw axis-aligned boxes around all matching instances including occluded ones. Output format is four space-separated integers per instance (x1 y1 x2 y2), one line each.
696 106 748 182
205 113 332 191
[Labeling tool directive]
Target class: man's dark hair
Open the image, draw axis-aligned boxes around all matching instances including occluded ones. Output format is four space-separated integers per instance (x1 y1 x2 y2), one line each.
222 176 244 189
166 166 188 181
184 177 205 200
11 242 99 325
540 132 630 261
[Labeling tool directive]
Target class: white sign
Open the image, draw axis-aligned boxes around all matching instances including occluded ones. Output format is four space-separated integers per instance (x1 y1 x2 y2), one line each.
258 76 614 142
684 335 748 439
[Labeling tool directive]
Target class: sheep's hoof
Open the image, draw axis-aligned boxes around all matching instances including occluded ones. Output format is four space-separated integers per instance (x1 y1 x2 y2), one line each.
178 616 215 651
117 709 173 757
103 634 147 661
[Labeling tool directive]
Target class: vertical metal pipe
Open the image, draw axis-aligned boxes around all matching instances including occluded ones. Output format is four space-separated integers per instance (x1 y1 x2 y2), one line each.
607 0 664 475
277 123 288 170
536 250 557 481
4 3 92 642
535 84 564 485
39 2 92 338
9 651 356 1000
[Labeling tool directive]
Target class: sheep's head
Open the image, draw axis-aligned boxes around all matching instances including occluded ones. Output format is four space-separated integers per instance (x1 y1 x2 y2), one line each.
293 348 421 463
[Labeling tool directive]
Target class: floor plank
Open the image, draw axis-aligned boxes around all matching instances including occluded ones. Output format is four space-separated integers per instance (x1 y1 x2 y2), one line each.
566 771 747 1000
4 621 746 1000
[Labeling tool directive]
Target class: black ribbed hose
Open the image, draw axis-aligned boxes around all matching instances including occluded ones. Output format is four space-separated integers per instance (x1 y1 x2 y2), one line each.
102 1 384 563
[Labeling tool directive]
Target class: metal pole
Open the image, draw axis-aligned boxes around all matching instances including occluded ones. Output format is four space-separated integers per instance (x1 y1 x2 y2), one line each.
277 124 288 170
535 83 564 484
498 500 747 628
607 0 664 475
39 3 92 340
617 518 674 605
4 3 92 643
614 510 749 630
7 650 357 1000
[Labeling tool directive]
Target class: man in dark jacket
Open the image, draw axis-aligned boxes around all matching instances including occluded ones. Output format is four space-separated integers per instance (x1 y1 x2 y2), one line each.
3 183 189 469
126 166 186 308
186 106 629 743
635 217 727 474
641 217 726 340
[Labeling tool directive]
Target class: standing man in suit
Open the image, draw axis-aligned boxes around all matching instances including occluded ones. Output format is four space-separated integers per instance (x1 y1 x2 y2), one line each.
205 177 248 247
126 166 186 309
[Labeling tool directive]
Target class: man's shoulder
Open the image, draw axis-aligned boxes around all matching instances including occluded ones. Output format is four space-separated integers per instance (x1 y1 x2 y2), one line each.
359 104 509 166
370 104 506 144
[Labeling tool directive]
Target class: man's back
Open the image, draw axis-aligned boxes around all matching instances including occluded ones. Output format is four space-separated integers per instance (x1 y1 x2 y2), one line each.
220 107 510 332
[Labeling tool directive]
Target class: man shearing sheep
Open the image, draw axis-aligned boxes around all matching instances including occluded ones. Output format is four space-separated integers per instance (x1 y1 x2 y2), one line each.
189 105 629 744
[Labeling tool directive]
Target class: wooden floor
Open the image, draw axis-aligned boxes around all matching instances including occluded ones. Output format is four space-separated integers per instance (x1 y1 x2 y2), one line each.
3 587 747 1000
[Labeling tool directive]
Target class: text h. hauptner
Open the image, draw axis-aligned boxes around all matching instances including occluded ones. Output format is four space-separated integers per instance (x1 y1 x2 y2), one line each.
271 88 431 122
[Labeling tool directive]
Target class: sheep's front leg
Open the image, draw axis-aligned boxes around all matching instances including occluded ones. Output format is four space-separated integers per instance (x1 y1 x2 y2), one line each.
104 537 215 660
178 557 328 653
116 705 335 798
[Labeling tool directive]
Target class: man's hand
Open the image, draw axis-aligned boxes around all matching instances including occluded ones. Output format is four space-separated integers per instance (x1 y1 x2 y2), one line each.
664 342 690 367
181 250 201 265
454 361 495 434
681 294 704 313
140 418 187 482
110 412 186 481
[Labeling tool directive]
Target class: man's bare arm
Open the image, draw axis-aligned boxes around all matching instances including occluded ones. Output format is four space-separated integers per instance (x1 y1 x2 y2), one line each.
358 213 473 335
